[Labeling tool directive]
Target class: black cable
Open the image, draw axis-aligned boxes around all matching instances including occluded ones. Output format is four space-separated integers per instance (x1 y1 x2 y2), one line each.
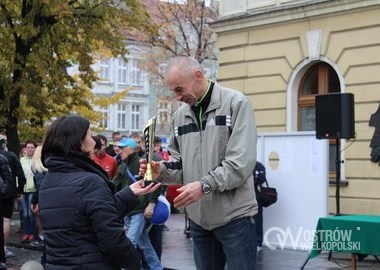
340 133 357 153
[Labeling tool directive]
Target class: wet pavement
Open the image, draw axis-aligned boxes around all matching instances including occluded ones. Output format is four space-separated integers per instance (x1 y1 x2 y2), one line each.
6 211 380 269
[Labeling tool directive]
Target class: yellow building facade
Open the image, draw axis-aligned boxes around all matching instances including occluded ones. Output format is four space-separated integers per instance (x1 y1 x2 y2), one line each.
212 0 380 214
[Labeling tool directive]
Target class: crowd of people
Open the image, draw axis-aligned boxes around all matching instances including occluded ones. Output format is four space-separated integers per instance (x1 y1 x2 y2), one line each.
0 126 171 269
0 56 262 270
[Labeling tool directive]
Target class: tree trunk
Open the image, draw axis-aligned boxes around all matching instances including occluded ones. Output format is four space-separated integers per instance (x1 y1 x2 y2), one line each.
6 36 28 155
6 75 22 156
6 121 21 156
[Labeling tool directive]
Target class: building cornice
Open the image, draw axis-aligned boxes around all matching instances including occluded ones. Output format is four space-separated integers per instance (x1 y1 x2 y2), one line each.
212 0 380 33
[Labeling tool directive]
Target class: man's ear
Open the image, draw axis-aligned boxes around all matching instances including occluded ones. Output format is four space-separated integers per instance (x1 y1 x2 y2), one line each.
195 70 203 83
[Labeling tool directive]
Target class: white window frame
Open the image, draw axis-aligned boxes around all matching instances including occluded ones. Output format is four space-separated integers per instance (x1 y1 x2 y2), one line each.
117 104 127 130
130 59 143 86
100 59 111 81
98 106 109 129
118 58 128 84
157 101 169 125
131 104 140 131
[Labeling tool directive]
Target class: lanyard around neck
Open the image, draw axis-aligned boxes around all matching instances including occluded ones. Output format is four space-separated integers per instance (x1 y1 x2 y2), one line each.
125 166 137 182
195 80 211 129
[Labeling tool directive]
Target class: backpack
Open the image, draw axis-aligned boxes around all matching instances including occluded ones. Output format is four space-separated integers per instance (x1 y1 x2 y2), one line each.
0 156 15 198
253 161 266 186
254 161 278 207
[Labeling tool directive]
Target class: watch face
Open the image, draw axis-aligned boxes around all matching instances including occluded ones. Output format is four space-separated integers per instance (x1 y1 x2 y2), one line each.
202 184 212 194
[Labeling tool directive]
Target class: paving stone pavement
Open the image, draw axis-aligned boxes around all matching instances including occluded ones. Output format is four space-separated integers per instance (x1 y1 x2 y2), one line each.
6 211 380 269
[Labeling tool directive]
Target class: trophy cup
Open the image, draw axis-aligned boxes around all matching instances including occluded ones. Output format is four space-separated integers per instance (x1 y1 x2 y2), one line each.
143 117 157 187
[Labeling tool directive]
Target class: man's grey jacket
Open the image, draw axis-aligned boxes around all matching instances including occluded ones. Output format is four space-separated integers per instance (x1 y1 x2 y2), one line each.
162 82 258 230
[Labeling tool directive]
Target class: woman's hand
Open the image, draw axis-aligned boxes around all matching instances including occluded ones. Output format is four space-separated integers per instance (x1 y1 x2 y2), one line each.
129 180 161 196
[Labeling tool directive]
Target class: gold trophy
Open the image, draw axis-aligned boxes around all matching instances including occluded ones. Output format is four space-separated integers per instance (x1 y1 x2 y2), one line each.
143 117 157 187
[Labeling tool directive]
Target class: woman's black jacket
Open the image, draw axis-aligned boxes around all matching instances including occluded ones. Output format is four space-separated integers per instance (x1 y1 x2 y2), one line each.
39 154 141 270
0 154 12 197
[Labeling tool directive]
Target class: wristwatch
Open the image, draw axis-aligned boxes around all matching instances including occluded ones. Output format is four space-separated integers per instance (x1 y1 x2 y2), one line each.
200 178 212 194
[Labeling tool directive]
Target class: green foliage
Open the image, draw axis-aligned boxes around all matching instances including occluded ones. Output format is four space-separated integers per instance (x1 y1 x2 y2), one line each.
0 0 156 152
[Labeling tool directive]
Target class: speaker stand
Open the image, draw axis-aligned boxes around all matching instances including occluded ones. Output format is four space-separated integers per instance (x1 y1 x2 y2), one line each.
300 138 343 270
326 139 342 264
335 138 341 216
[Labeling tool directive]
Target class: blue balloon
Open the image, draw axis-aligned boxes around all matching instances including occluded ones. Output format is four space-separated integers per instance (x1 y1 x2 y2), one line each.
149 199 170 225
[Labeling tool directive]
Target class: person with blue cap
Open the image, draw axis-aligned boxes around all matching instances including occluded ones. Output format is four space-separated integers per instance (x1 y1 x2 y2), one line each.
113 137 163 270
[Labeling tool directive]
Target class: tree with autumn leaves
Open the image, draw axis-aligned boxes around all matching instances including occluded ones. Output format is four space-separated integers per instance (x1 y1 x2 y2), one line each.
0 0 156 153
141 0 219 134
0 0 218 153
142 0 218 80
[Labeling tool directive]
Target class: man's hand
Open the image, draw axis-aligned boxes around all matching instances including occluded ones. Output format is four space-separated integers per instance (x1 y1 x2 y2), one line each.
173 181 204 209
139 158 162 179
31 203 39 214
129 180 161 196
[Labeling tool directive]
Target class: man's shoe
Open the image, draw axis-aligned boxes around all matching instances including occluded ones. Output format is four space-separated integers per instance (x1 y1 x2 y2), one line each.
39 239 45 247
29 240 41 247
4 248 15 258
29 238 44 249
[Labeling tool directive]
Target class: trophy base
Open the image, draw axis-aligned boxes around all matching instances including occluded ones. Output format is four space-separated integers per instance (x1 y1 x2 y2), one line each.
144 180 158 187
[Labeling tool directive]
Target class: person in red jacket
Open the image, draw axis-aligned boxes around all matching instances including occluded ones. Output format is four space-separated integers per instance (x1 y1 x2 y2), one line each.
93 134 117 179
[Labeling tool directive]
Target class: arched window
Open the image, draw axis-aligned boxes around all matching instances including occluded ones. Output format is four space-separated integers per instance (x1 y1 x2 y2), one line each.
298 62 340 176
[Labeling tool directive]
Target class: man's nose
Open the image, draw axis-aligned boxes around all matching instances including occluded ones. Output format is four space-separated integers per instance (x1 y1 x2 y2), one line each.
173 92 182 101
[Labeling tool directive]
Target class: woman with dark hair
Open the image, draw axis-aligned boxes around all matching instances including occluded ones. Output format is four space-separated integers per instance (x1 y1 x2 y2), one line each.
39 114 160 270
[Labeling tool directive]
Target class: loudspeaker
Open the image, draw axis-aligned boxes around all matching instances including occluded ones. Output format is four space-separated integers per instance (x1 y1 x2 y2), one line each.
316 93 355 139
